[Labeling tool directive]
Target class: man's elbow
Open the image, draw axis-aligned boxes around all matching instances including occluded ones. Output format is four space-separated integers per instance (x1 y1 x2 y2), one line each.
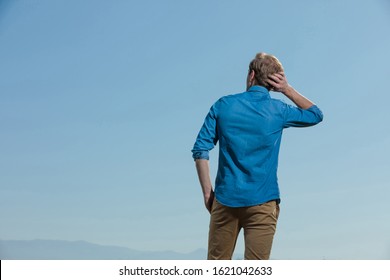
316 109 324 123
309 105 324 124
315 111 324 124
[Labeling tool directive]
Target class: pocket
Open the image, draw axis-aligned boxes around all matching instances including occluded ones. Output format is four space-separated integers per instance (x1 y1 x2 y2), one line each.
210 197 216 212
273 203 280 220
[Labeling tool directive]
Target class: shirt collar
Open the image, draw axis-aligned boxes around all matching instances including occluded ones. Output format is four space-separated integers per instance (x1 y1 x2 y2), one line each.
247 85 269 93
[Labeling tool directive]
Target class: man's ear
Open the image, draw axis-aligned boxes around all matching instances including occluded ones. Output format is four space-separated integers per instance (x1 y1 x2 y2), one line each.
249 70 255 81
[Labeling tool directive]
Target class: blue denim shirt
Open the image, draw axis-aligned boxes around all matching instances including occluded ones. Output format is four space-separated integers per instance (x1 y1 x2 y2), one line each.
192 86 323 207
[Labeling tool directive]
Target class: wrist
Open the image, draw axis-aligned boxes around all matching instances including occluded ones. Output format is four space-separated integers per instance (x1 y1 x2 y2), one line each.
281 84 294 96
203 188 214 199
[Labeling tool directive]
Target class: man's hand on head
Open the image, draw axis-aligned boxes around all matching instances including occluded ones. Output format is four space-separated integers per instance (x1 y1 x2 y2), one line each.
268 72 315 109
267 72 290 93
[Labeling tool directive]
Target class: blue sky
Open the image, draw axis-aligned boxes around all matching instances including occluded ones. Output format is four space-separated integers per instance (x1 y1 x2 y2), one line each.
1 0 389 259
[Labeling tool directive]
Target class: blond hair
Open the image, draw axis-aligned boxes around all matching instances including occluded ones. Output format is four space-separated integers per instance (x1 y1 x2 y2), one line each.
249 53 284 90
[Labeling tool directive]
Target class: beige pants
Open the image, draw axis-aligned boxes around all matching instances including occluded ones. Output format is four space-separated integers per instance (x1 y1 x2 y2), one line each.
208 199 280 260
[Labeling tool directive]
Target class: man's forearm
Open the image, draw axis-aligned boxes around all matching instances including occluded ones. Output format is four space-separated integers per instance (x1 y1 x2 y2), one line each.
195 159 213 198
282 85 314 110
195 159 214 212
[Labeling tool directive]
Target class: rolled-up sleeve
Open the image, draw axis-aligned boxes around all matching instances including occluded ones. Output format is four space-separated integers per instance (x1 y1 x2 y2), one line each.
191 103 219 160
283 104 323 128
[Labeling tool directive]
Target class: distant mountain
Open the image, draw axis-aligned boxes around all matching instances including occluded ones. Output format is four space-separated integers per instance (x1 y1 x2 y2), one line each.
0 239 207 260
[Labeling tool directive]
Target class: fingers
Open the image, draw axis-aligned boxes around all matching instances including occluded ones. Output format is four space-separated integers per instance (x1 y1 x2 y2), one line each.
266 78 277 87
268 72 286 84
268 72 285 81
266 72 287 92
267 77 279 87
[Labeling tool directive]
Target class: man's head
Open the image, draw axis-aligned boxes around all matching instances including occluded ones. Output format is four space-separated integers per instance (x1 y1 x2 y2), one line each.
247 52 284 91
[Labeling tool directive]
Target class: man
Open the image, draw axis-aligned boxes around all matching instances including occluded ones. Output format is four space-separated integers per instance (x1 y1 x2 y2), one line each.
191 52 323 260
